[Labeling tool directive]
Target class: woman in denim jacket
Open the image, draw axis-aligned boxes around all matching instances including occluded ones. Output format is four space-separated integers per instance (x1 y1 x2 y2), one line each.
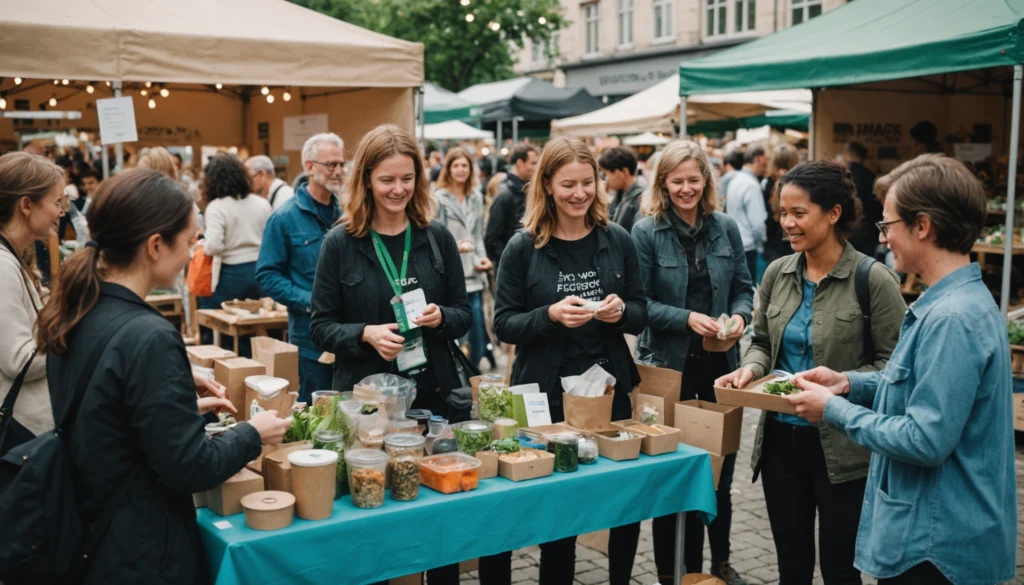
631 141 754 584
790 155 1016 585
717 161 906 585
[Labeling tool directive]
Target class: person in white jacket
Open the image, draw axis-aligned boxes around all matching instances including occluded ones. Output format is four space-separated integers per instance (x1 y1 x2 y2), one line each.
0 152 67 438
245 155 294 211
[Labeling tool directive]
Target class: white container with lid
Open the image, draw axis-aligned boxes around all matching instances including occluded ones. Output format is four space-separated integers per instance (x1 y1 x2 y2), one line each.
245 375 289 399
345 449 390 509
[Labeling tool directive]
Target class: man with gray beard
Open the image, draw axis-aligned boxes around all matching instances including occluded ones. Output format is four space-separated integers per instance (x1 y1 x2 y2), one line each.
256 132 345 401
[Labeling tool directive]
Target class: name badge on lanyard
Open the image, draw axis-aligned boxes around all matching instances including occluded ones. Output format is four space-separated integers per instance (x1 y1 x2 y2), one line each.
371 225 429 372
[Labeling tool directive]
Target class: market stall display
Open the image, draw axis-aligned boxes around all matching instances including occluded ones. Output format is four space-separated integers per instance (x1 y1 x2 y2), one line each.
241 491 296 531
451 421 493 456
288 450 338 520
385 433 425 501
197 309 289 356
419 453 481 494
346 449 389 509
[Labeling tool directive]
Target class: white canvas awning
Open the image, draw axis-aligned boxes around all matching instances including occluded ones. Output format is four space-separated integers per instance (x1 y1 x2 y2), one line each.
622 132 670 146
551 74 811 136
418 120 494 141
0 0 424 87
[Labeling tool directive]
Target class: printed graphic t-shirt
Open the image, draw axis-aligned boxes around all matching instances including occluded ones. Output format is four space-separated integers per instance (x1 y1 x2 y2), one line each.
549 230 610 375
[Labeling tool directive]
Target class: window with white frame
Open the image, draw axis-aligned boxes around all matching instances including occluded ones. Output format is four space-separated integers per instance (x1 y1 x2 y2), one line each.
531 40 543 63
706 0 727 37
584 3 601 55
735 0 755 33
617 0 633 47
791 0 822 26
653 0 673 40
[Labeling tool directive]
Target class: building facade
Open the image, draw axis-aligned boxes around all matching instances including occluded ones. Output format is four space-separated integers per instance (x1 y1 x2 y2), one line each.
517 0 849 103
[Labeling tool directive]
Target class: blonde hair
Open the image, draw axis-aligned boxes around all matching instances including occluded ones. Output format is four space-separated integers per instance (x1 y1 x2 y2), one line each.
485 172 505 206
342 125 434 237
641 140 718 220
522 137 609 248
436 147 479 193
136 147 179 181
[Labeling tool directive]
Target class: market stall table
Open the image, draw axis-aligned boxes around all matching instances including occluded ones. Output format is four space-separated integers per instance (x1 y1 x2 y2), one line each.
146 293 185 335
198 444 717 585
196 309 289 355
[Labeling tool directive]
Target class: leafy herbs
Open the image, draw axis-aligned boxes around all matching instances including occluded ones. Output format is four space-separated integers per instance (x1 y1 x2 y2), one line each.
479 384 514 423
1008 321 1024 346
763 380 799 396
489 438 521 454
283 408 322 443
453 424 493 456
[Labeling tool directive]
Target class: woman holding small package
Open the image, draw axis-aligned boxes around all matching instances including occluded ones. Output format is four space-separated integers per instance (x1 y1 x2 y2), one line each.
491 137 647 585
715 161 905 585
630 140 754 585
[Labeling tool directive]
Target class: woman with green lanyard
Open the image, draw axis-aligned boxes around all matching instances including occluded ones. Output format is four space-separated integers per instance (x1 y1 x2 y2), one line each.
310 123 472 427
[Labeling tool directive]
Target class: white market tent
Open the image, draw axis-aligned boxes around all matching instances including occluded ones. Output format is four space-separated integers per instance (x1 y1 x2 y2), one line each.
550 74 810 137
418 120 494 141
622 132 670 146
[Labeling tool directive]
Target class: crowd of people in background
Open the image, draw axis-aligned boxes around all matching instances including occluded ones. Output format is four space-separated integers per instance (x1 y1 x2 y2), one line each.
0 123 1017 585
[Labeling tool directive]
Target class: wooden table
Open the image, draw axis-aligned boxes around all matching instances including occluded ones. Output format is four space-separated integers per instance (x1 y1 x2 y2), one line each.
971 242 1024 271
195 309 288 354
146 293 186 336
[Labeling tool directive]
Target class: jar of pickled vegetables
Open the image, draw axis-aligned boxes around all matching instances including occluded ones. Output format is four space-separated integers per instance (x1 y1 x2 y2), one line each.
550 433 580 473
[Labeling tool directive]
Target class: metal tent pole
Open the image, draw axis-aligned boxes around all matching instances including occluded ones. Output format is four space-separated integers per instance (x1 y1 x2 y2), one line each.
809 88 818 159
493 120 503 176
1001 64 1022 319
679 95 688 138
417 86 426 149
673 511 686 585
113 81 123 174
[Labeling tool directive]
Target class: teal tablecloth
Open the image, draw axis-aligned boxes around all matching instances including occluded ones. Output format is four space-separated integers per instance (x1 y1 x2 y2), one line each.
198 444 717 585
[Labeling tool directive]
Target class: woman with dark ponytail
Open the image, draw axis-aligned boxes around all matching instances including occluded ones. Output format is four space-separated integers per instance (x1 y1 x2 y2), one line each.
37 168 292 585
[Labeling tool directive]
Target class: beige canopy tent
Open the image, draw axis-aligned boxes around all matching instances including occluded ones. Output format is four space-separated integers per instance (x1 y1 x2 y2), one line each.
0 0 424 177
550 74 810 137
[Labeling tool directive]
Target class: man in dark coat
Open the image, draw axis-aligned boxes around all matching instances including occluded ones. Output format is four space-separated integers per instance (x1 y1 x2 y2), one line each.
599 147 646 234
484 144 538 277
842 141 883 257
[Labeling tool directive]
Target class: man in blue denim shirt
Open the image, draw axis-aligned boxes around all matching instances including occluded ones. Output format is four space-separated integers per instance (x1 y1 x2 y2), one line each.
788 155 1016 585
256 133 344 403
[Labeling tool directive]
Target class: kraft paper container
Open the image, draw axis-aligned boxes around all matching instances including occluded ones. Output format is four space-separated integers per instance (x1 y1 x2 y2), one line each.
206 468 263 516
241 491 295 531
186 345 236 368
288 449 338 520
497 448 554 482
674 400 743 456
714 374 797 415
590 428 643 461
633 363 682 427
611 421 680 456
474 450 499 479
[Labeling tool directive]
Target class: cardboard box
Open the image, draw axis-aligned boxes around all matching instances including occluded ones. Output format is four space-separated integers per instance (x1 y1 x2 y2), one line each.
675 400 743 456
251 337 299 394
497 448 555 482
247 440 313 477
521 423 580 447
214 357 266 416
591 428 642 461
1014 393 1024 432
475 450 498 479
612 421 681 456
206 468 263 516
714 374 797 415
263 442 314 493
709 453 724 490
682 575 725 585
634 363 682 427
193 491 208 509
579 530 609 554
186 345 237 368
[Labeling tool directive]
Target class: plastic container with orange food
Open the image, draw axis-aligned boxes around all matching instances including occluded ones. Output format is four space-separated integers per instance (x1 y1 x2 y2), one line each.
418 453 482 494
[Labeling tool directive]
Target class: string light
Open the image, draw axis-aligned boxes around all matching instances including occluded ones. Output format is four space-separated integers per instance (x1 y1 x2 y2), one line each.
282 90 292 101
215 83 223 90
141 89 148 96
49 95 57 107
53 80 59 85
500 147 509 156
148 98 156 109
145 81 152 88
105 81 111 86
13 78 21 85
465 13 475 22
160 87 169 98
538 16 547 24
266 94 275 103
481 147 491 156
460 0 469 5
0 97 6 110
86 83 95 94
61 79 69 85
260 86 270 95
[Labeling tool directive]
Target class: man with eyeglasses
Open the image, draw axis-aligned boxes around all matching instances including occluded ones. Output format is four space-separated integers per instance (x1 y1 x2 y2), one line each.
245 155 295 211
256 132 346 402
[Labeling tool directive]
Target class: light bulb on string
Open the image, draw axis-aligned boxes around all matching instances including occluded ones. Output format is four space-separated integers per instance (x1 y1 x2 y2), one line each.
49 95 57 107
481 147 490 156
538 16 547 24
140 89 148 96
61 79 69 85
266 94 275 103
500 147 509 156
86 83 95 94
261 86 269 95
0 97 6 110
215 83 223 90
105 81 111 86
148 98 156 109
465 13 474 22
283 90 292 101
13 78 21 85
160 87 169 98
53 80 59 85
145 81 152 88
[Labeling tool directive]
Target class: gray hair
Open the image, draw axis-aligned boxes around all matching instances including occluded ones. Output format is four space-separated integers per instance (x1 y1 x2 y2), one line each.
245 155 275 174
301 133 345 165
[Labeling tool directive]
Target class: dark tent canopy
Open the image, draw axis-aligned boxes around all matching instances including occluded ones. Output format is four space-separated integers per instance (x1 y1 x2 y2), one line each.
457 77 603 123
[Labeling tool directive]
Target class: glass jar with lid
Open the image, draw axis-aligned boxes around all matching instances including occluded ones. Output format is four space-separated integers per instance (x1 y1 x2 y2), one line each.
384 433 426 501
312 429 347 497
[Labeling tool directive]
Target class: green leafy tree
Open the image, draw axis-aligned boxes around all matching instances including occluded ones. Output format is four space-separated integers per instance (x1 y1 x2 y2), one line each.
290 0 567 91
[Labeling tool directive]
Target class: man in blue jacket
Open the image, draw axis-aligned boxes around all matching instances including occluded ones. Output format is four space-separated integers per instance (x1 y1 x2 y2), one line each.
256 132 345 402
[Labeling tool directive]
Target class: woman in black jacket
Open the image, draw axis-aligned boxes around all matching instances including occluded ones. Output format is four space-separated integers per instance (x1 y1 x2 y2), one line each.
309 125 471 585
491 137 647 585
36 169 291 585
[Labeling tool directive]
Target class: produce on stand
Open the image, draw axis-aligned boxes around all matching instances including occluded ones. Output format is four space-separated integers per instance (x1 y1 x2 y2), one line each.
452 420 494 456
345 449 389 509
549 433 581 473
578 437 599 465
419 453 481 494
312 430 348 498
478 374 513 422
385 433 426 502
763 380 799 396
489 438 521 454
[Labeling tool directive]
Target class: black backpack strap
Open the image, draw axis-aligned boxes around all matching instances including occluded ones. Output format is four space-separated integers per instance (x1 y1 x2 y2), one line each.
0 350 37 452
855 256 876 363
268 182 285 207
424 226 445 275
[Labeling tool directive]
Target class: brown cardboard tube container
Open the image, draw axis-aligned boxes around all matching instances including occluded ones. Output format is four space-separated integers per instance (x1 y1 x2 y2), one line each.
287 450 338 520
241 490 295 531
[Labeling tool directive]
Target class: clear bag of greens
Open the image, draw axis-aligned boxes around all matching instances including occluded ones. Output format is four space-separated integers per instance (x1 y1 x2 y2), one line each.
316 395 357 448
478 375 513 423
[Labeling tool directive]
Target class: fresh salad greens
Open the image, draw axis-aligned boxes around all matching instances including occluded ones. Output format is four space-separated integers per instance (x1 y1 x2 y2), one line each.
1008 321 1024 346
478 384 514 423
317 395 356 447
283 408 322 443
763 380 799 396
453 425 493 456
489 438 521 454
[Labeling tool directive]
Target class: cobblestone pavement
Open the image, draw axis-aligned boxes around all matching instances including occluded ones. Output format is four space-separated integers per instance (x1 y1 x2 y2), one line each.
457 407 1024 585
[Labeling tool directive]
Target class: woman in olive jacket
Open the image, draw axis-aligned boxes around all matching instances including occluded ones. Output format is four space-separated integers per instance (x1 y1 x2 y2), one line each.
716 161 905 585
630 140 754 584
492 137 647 585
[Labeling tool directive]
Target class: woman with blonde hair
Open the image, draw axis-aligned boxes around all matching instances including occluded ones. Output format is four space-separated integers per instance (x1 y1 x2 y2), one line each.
631 140 754 585
491 137 647 585
136 146 180 181
434 147 495 369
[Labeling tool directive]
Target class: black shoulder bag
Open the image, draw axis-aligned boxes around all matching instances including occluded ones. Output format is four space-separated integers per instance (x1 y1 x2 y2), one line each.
0 234 39 456
854 256 876 363
0 311 139 584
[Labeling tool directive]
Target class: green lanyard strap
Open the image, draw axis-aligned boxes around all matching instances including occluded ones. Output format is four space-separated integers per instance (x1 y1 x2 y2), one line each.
370 224 411 298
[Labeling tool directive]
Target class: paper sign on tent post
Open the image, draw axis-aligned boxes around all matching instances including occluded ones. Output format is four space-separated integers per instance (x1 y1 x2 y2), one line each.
96 96 139 145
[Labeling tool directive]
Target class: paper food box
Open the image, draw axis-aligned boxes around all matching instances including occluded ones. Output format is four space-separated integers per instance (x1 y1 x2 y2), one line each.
709 453 724 490
589 428 643 461
520 423 580 448
633 363 682 427
611 420 680 456
497 448 555 482
214 357 266 416
682 575 726 585
251 337 299 394
263 441 314 493
714 374 797 415
247 440 312 477
186 345 237 368
474 449 499 479
243 375 295 422
675 400 743 456
206 467 263 516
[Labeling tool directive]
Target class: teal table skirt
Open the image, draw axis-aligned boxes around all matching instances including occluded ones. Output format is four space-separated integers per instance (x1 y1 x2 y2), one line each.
198 444 718 585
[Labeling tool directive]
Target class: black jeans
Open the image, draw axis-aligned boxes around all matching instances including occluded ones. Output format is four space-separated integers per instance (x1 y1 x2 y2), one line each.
744 250 758 285
877 563 952 585
760 417 866 585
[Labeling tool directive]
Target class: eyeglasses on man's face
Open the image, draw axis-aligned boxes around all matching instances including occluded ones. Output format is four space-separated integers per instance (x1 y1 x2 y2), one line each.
876 219 904 238
311 160 346 172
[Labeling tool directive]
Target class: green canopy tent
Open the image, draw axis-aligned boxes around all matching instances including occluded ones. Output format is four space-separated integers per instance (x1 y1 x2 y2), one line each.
689 109 809 135
423 82 481 125
679 0 1024 317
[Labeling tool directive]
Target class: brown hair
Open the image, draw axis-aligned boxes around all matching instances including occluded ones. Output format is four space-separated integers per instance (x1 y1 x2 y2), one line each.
136 147 179 181
36 169 195 354
436 147 479 193
777 160 862 241
522 137 609 248
768 143 800 176
641 140 718 220
0 152 64 287
879 154 986 254
341 125 433 237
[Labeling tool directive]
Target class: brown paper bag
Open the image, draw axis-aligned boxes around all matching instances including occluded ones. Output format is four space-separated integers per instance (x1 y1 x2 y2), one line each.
563 388 614 430
633 363 682 427
633 394 668 426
